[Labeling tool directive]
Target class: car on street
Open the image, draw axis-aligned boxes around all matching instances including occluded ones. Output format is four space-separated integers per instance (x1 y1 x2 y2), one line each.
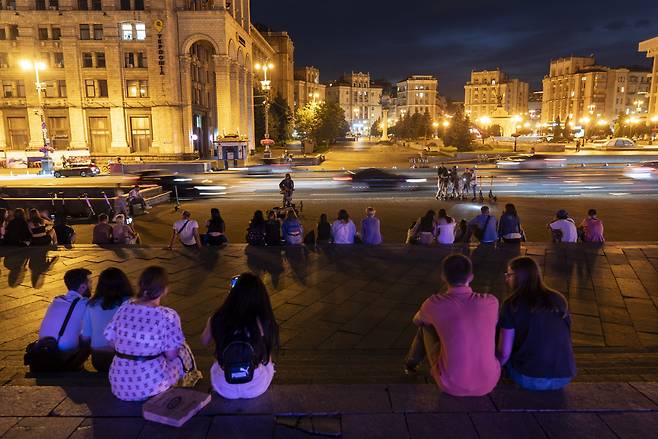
53 164 100 178
603 137 636 149
495 154 567 170
134 170 227 198
623 161 658 180
333 168 426 191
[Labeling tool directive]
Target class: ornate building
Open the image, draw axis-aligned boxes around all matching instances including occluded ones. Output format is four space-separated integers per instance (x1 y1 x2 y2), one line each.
0 0 275 160
464 69 528 121
326 72 382 135
293 66 325 109
394 75 439 120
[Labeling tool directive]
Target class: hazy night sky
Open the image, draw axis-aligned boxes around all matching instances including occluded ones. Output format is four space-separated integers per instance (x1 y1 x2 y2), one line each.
251 0 658 99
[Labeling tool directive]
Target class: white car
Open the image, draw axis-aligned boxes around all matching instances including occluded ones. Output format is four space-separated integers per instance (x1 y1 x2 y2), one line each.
624 161 658 180
603 138 636 149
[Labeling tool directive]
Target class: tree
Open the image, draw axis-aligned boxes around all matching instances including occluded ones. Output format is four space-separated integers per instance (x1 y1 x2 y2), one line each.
370 118 382 137
294 101 348 145
253 91 293 145
444 108 473 150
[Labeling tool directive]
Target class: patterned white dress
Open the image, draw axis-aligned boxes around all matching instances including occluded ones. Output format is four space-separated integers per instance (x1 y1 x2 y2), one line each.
104 302 185 401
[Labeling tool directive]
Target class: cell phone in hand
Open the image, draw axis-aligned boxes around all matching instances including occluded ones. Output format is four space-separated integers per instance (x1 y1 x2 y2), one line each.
126 217 133 225
230 275 240 288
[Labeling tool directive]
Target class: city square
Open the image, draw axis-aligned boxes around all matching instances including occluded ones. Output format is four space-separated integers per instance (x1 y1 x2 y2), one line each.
1 0 658 438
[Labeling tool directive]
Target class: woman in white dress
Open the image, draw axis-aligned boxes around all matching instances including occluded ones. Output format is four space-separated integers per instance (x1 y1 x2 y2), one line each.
436 209 456 245
104 266 195 401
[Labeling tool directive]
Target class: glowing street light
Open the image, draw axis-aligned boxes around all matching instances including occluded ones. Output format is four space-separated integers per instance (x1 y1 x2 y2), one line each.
254 61 274 140
596 119 608 126
21 59 53 174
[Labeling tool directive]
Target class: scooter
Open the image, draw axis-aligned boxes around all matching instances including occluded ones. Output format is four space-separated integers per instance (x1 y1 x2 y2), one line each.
79 193 96 219
488 175 497 202
100 191 114 216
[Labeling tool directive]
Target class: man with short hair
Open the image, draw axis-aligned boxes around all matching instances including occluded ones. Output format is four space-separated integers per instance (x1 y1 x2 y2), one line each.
92 213 113 244
468 206 498 243
168 210 201 249
405 254 500 396
53 214 76 246
549 209 578 243
37 268 92 370
128 184 149 214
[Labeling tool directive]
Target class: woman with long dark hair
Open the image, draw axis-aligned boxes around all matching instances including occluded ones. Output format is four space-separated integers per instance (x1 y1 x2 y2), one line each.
28 208 56 246
206 208 227 245
497 256 576 390
331 209 356 244
498 203 524 243
201 272 279 399
411 210 437 245
81 267 134 372
246 210 266 245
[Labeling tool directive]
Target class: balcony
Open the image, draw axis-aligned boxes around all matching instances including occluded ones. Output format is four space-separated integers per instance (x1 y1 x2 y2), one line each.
180 0 227 11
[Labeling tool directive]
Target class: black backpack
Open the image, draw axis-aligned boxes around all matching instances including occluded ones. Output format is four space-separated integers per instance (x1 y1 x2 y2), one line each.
24 297 80 372
219 327 257 384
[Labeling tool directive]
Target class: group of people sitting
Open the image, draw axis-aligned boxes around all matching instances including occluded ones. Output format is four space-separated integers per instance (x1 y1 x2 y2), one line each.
406 205 605 246
30 251 575 403
30 267 278 402
0 207 76 246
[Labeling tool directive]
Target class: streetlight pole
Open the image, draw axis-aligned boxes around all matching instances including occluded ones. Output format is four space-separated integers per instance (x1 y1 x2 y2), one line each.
21 59 53 175
255 62 273 140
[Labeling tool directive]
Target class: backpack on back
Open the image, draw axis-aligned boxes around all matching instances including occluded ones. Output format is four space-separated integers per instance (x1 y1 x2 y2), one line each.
286 222 303 245
219 327 257 384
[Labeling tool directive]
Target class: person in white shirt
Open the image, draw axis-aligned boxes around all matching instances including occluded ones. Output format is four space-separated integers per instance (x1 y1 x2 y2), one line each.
436 209 456 244
37 268 92 370
549 210 578 243
168 210 201 249
331 209 357 244
128 184 149 214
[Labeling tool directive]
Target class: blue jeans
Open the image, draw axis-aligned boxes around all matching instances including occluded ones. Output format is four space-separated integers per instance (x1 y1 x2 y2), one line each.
507 364 572 391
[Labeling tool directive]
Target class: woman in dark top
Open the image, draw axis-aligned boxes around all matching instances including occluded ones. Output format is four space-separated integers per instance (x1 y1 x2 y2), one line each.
205 208 227 246
497 256 576 391
4 208 32 246
411 210 436 245
53 214 76 246
498 203 524 243
28 208 54 246
264 210 282 246
200 272 279 399
316 213 331 243
246 210 266 245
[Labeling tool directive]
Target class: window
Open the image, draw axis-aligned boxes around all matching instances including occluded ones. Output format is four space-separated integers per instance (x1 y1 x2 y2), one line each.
78 0 101 9
54 52 64 67
78 0 88 9
38 27 49 40
85 79 95 97
7 116 29 150
8 25 17 40
0 29 5 40
36 0 46 9
96 52 105 68
48 116 69 149
16 80 24 97
89 116 110 153
52 27 61 40
92 0 101 9
126 79 148 97
3 81 13 97
135 0 144 9
130 116 151 152
0 53 7 68
93 24 103 40
121 22 146 40
80 24 90 40
98 79 108 97
120 0 129 9
124 51 147 68
82 52 93 68
58 79 66 97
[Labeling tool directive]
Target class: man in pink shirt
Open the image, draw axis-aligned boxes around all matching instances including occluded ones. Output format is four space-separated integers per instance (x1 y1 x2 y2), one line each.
405 254 500 396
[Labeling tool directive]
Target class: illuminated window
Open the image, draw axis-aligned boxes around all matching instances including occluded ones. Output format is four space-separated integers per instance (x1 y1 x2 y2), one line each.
126 79 148 97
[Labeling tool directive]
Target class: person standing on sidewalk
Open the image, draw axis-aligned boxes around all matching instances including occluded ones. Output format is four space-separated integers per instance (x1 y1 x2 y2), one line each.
405 254 500 396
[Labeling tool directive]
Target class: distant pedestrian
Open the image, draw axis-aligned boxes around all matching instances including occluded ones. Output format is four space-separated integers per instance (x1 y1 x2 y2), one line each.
497 256 576 390
316 213 332 244
436 209 456 244
53 214 76 246
361 207 382 245
579 209 604 243
281 210 303 245
498 203 524 243
331 209 357 244
405 254 500 396
204 208 227 246
468 206 498 243
246 210 266 246
168 210 201 249
92 213 113 245
265 211 282 246
549 209 578 243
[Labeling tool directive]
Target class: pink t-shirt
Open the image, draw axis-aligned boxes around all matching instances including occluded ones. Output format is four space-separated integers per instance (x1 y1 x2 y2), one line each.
581 217 604 242
416 286 500 396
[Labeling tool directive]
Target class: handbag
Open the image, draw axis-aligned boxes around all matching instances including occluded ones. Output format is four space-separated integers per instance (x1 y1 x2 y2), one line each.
473 215 492 241
24 297 81 372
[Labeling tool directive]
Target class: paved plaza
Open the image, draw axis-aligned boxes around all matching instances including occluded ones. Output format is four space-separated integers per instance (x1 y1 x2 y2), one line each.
1 242 658 437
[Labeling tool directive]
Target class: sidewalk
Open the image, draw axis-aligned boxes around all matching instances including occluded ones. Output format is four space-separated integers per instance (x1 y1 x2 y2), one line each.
1 243 658 437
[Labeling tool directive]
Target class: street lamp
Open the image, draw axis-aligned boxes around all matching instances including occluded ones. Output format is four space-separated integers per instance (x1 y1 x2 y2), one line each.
20 59 54 175
478 116 491 144
254 62 274 141
432 121 439 138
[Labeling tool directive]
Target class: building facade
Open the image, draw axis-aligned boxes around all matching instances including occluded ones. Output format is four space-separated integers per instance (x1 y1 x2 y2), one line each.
541 56 651 124
257 30 293 106
464 69 528 121
0 0 263 160
639 36 658 120
395 74 438 120
293 66 325 109
325 72 382 135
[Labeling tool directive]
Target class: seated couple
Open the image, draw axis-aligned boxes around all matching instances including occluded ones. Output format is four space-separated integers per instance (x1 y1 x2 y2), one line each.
405 254 576 395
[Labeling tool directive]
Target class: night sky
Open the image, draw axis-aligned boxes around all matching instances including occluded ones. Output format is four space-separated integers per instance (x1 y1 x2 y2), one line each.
251 0 658 99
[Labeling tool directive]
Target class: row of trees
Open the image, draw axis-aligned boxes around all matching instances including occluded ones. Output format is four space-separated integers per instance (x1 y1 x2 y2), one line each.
384 108 474 150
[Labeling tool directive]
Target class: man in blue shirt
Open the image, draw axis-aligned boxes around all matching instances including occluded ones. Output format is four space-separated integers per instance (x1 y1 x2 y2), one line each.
468 206 498 243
